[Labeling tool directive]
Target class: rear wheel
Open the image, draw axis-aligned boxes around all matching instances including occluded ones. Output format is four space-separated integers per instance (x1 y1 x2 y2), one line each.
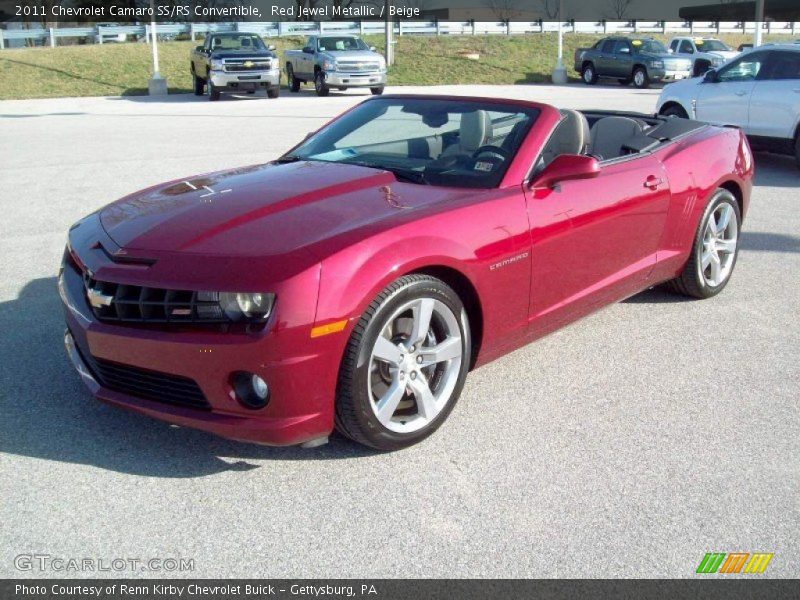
582 63 598 85
314 71 330 96
287 64 301 92
633 67 650 89
666 189 741 299
661 104 688 119
335 275 471 450
370 86 385 95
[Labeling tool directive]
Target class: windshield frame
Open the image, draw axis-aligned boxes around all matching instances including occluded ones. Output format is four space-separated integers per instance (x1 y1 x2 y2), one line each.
282 96 542 190
210 33 267 52
633 39 668 54
317 36 370 52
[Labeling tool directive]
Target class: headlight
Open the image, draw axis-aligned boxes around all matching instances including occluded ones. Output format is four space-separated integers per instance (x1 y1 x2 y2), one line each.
210 58 224 71
322 59 337 71
377 58 386 71
649 60 664 69
711 57 724 66
273 58 279 69
197 291 275 322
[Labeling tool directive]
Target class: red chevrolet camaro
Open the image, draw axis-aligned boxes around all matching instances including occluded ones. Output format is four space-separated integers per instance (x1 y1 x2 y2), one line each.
60 95 753 450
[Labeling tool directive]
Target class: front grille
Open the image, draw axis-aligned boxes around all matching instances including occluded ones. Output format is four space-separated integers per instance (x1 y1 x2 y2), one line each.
90 355 210 410
336 61 381 73
83 274 228 324
664 59 692 71
223 59 271 72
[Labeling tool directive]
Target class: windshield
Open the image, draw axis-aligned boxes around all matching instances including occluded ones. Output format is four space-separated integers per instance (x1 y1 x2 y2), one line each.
210 34 266 51
286 98 540 188
634 40 668 54
318 36 369 52
697 39 731 52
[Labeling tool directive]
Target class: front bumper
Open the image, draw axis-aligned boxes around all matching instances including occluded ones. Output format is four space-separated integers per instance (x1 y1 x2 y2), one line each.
58 241 340 447
209 69 281 90
324 71 386 87
650 69 692 82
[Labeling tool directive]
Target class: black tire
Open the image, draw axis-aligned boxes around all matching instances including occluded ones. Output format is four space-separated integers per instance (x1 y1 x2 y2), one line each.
581 63 598 85
287 64 301 92
207 80 220 101
666 189 741 299
267 86 279 99
633 66 650 89
794 132 800 170
192 71 204 96
618 78 631 86
370 86 385 95
337 86 347 91
661 104 689 119
314 71 329 97
335 274 471 450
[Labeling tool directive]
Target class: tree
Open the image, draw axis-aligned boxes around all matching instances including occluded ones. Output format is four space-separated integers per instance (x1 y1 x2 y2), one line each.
604 0 635 20
538 0 559 20
484 0 521 21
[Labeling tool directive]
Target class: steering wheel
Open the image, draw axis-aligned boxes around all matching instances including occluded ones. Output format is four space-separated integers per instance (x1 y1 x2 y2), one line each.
473 145 511 161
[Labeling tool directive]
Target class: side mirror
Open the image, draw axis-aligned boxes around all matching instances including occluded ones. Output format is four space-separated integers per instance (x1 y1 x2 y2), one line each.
302 46 313 54
369 46 376 51
531 155 600 189
267 44 276 51
703 68 718 83
668 48 674 54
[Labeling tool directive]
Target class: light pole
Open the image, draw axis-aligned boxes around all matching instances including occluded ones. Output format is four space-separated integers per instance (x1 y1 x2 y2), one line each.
148 0 168 95
551 0 567 84
385 0 394 67
753 0 765 47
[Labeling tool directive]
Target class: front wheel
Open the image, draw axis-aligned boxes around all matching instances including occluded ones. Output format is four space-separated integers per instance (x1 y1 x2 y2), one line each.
633 67 650 89
267 86 279 99
666 189 741 299
335 275 471 450
207 79 220 101
661 104 688 119
370 86 385 95
192 71 204 96
287 64 301 92
314 71 329 96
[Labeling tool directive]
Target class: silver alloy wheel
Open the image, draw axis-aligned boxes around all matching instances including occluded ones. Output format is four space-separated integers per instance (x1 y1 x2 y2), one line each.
634 70 645 87
583 67 593 83
367 298 463 434
700 202 738 287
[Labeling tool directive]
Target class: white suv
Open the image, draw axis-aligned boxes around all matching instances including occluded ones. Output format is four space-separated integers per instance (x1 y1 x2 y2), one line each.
657 45 800 167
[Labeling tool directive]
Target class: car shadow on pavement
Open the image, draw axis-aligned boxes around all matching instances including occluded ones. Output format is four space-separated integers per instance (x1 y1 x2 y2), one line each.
0 277 377 478
753 152 799 187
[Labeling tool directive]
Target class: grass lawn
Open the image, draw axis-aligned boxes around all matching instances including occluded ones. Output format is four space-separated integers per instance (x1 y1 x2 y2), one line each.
0 32 794 100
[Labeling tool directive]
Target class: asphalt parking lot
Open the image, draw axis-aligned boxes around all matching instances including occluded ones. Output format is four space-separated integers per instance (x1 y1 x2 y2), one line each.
0 84 798 579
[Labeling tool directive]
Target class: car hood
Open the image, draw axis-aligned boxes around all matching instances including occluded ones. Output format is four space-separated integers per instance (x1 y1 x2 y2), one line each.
210 50 275 59
99 161 472 259
321 50 382 61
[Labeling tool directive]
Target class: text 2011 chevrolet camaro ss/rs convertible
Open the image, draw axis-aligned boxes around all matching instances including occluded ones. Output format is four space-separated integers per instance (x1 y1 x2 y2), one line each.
60 95 753 450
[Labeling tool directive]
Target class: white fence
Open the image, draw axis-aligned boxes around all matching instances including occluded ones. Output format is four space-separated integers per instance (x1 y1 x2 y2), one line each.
1 20 799 49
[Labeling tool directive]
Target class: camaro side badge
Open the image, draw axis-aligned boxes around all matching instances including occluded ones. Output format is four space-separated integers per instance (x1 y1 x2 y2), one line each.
87 287 114 309
490 252 529 271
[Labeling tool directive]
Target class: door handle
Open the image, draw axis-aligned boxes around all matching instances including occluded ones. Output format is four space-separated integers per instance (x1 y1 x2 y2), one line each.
643 175 663 190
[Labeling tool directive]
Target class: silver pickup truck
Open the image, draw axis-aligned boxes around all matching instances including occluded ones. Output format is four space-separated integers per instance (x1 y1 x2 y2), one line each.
190 32 281 101
284 35 386 96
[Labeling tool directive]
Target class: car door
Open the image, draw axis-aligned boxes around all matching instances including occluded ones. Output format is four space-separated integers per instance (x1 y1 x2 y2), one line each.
595 39 617 76
298 36 316 77
748 50 800 140
524 153 671 334
614 40 634 79
695 51 769 132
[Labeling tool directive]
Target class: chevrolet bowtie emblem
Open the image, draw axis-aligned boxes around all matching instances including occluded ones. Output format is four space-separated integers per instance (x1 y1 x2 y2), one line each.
87 287 114 309
244 60 254 68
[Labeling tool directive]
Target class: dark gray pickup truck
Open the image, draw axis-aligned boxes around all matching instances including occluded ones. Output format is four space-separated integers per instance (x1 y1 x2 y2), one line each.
574 37 693 88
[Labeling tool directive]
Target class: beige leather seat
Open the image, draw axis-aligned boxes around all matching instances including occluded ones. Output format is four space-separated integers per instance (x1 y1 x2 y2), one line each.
589 116 646 160
539 109 590 167
438 110 493 160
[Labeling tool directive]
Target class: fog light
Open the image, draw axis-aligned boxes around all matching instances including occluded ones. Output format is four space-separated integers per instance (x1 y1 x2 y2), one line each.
233 371 270 409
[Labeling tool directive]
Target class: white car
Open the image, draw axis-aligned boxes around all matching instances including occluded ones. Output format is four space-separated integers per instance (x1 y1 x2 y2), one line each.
657 44 800 168
668 37 739 76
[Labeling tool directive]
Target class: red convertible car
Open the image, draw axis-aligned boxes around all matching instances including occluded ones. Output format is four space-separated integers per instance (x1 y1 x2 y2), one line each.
60 95 753 450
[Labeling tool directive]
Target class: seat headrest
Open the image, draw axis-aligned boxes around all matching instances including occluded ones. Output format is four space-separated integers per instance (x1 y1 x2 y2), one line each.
460 110 493 153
